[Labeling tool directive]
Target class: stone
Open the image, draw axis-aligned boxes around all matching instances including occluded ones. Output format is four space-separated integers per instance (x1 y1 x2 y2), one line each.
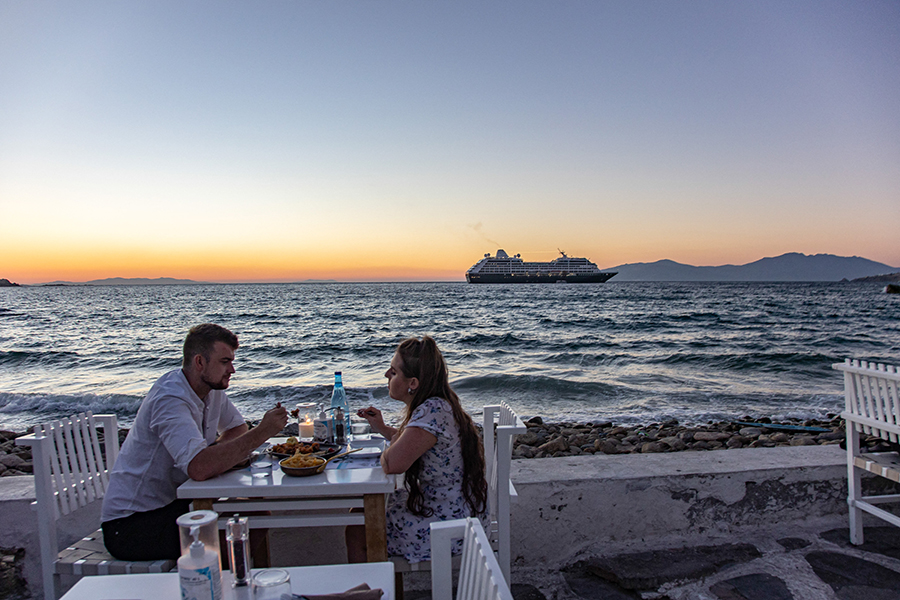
596 440 621 455
660 436 686 451
538 437 569 454
771 433 790 443
820 527 900 561
789 436 817 446
608 427 628 436
510 583 547 600
640 442 664 453
777 537 811 550
583 543 762 590
726 437 745 449
516 431 542 446
0 455 24 469
693 432 730 442
709 573 793 600
568 434 592 447
806 551 900 596
513 445 535 458
739 427 764 438
562 565 637 600
526 416 544 425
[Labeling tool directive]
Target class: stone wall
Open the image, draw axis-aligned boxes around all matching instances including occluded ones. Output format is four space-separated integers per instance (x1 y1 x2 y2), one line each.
508 445 852 567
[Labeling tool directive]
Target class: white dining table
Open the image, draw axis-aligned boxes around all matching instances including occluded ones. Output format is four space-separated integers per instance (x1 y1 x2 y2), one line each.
59 561 395 600
177 439 396 562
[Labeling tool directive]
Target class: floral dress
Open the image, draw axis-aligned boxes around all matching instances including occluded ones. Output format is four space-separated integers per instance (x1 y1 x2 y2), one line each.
386 397 488 563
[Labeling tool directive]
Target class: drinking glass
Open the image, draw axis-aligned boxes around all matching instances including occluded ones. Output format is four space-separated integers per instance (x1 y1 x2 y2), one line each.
253 568 291 599
249 456 273 478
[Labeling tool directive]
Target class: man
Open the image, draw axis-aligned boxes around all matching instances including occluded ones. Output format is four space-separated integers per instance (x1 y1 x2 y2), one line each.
101 323 288 561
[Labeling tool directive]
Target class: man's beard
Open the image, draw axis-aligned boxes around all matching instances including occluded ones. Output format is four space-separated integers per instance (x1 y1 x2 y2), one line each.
202 374 230 390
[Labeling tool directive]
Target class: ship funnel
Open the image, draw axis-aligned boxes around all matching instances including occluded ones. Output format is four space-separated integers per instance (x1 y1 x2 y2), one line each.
496 249 509 258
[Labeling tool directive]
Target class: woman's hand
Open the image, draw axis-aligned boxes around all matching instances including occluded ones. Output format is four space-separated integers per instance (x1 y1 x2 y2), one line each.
357 407 395 439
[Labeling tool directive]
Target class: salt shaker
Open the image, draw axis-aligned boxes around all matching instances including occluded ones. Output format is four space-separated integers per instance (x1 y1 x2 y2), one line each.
226 515 251 587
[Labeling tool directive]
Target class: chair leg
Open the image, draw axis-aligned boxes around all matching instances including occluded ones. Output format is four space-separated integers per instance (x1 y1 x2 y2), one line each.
395 572 404 600
849 500 864 545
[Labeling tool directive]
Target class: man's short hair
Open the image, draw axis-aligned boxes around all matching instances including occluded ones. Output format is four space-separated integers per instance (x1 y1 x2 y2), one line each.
182 324 239 368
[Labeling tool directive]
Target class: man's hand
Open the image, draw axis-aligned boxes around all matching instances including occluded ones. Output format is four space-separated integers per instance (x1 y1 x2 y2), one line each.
188 403 288 481
258 403 289 437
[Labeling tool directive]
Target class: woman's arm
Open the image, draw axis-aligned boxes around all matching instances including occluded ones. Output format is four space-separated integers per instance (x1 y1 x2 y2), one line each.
380 426 437 474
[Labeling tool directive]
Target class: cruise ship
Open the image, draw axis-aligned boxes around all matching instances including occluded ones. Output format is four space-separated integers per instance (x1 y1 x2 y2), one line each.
466 250 617 284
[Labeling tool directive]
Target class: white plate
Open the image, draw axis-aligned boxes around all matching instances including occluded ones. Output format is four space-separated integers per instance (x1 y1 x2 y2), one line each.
350 445 383 457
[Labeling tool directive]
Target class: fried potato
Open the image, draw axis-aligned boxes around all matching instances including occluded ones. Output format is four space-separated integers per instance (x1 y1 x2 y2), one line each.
281 454 325 468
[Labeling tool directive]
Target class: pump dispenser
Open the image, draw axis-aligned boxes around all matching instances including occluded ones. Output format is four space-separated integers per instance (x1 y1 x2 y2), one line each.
313 403 333 443
178 525 223 600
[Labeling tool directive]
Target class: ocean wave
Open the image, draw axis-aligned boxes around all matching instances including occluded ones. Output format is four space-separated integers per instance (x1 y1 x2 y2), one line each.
0 391 143 432
0 349 83 367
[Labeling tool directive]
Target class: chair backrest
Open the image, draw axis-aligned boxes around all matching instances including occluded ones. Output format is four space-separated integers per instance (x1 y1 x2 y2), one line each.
431 518 514 600
482 402 525 583
833 359 900 441
16 411 119 596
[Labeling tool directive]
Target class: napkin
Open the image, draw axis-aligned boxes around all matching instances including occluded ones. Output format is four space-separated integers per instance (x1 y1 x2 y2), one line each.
285 583 383 600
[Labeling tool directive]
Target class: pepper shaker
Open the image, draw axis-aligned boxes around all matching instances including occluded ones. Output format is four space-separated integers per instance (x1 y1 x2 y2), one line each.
226 515 251 587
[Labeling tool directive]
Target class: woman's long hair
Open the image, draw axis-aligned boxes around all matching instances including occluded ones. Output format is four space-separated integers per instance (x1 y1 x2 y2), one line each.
395 336 487 518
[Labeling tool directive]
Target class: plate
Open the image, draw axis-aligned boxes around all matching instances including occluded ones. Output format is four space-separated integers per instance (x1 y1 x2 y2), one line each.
267 442 343 460
348 446 383 458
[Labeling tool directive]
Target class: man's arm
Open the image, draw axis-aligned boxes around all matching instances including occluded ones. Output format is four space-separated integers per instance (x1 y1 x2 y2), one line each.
187 405 288 481
216 423 249 443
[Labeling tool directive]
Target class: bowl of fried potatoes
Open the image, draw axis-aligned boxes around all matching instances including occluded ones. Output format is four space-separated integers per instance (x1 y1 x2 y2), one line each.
279 453 327 477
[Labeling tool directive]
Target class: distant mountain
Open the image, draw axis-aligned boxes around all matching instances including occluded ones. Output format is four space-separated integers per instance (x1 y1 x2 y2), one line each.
0 278 20 287
42 277 207 286
608 253 898 282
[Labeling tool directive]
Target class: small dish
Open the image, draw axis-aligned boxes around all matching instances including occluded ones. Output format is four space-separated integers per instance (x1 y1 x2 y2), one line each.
279 456 327 477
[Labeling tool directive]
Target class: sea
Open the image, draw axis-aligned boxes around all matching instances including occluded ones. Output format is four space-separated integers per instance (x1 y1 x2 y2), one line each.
1 282 898 433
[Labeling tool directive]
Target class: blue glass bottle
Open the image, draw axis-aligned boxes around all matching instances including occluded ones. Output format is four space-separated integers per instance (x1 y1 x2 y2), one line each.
330 371 350 441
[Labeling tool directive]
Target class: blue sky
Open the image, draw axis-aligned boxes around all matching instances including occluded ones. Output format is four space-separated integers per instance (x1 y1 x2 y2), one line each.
2 1 898 282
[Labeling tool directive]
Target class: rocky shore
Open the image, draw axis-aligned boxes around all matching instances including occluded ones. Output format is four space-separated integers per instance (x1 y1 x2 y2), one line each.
509 415 862 459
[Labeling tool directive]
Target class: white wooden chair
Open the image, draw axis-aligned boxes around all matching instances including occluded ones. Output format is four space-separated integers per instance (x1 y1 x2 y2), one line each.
431 518 514 600
391 402 525 591
833 359 900 545
16 411 175 600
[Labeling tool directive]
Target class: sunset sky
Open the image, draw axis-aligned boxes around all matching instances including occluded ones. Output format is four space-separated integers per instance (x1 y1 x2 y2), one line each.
2 1 898 284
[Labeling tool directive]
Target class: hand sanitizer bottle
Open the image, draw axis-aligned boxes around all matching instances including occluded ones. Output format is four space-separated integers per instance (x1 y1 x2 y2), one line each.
314 404 333 443
178 525 223 600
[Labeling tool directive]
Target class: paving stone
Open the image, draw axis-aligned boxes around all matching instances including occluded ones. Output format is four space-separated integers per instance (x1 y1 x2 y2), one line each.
581 543 761 590
775 537 810 551
403 583 546 600
820 527 900 560
510 583 547 600
709 573 793 600
805 551 900 598
562 566 639 599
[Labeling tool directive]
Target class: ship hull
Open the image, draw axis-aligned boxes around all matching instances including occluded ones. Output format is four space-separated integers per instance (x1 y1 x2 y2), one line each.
466 272 616 284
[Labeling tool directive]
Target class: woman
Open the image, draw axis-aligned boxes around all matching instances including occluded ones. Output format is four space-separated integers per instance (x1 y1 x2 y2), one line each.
348 336 488 563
